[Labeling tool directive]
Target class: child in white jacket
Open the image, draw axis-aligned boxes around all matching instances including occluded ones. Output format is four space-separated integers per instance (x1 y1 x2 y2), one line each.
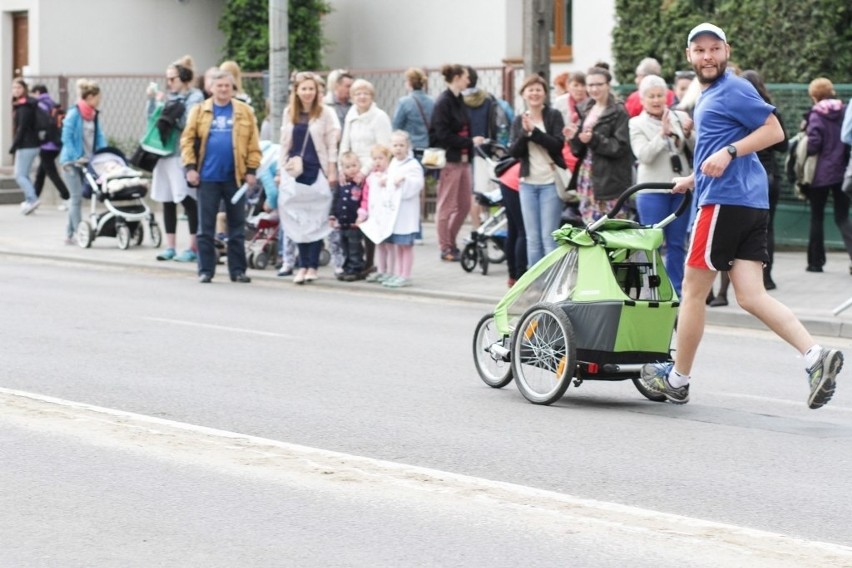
382 130 424 288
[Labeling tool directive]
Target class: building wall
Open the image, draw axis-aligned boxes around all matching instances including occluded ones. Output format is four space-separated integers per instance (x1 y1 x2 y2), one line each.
322 0 616 79
322 0 517 69
36 0 226 75
1 0 226 165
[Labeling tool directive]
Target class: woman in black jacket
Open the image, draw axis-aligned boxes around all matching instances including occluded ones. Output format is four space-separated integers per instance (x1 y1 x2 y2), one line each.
10 77 42 215
567 66 634 225
508 74 566 266
431 64 484 261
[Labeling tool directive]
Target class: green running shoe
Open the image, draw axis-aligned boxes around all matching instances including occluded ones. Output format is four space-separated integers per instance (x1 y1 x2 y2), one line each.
807 348 843 409
639 362 689 404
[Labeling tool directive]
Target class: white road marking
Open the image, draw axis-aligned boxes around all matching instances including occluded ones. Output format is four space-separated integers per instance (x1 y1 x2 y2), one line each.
142 316 294 338
711 391 852 413
2 387 852 565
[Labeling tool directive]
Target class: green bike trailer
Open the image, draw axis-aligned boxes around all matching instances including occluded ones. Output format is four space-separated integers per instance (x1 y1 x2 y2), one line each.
472 183 692 405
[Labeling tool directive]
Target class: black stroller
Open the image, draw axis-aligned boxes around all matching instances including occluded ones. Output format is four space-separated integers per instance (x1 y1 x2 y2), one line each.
460 142 510 275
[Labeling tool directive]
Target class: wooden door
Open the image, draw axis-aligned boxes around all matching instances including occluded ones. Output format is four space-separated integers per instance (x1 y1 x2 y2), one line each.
13 12 28 77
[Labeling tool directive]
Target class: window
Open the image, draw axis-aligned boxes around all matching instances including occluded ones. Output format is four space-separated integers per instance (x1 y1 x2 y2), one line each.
551 0 573 62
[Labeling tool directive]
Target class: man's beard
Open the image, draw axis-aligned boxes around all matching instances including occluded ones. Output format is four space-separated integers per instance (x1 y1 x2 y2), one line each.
694 59 727 84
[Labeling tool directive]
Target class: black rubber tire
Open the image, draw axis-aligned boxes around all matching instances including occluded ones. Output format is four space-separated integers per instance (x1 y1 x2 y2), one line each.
632 378 667 402
480 248 490 276
473 314 513 388
461 243 478 273
511 302 577 405
254 251 270 270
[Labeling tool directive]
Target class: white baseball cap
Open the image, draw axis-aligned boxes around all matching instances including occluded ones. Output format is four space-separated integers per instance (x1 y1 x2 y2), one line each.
687 23 727 47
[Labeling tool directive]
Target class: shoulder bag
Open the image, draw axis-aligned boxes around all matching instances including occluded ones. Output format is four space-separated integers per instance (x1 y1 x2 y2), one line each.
413 96 446 169
285 126 311 178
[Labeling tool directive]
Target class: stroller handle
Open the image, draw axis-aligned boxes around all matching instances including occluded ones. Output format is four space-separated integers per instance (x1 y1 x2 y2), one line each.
587 182 692 232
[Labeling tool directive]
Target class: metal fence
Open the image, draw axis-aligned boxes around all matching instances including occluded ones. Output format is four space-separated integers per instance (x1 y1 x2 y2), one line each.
26 70 850 206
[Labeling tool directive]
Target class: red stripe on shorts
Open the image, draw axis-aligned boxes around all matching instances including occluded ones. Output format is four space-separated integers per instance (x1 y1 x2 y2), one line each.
687 205 719 270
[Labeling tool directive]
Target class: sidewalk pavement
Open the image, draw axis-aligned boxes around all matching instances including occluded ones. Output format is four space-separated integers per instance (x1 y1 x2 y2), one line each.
1 202 850 338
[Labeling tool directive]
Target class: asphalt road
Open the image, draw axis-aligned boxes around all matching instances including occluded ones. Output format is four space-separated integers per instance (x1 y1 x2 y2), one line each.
2 257 852 566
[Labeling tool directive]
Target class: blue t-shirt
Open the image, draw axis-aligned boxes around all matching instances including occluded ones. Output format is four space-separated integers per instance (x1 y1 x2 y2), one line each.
200 102 235 182
693 71 775 209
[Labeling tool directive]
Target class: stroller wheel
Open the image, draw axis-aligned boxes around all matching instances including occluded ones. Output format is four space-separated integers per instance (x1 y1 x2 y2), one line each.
254 251 270 270
460 243 478 273
149 224 162 248
76 220 93 249
319 247 330 267
473 314 513 389
511 302 577 405
480 247 490 276
247 251 256 269
116 225 131 250
132 223 144 247
486 239 506 264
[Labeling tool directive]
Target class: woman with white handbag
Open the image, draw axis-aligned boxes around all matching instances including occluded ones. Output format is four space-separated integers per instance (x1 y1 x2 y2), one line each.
278 72 341 284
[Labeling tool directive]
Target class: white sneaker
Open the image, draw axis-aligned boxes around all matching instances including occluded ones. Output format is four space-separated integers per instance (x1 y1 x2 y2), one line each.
21 200 41 216
58 199 69 211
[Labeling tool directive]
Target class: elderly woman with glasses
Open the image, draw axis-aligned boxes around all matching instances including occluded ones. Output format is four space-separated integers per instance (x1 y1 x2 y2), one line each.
629 74 695 296
566 65 634 225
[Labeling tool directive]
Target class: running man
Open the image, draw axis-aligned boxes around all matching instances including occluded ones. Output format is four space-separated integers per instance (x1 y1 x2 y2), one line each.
640 23 843 408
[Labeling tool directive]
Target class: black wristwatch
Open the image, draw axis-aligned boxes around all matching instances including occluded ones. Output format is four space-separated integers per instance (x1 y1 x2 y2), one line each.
725 144 738 158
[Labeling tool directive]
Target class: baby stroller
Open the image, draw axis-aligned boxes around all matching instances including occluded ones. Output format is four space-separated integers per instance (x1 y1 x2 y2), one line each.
75 147 161 250
472 182 691 405
246 211 279 270
461 142 510 275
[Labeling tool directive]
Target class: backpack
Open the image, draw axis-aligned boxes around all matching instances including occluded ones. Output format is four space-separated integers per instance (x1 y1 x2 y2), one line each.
33 101 65 145
785 131 817 199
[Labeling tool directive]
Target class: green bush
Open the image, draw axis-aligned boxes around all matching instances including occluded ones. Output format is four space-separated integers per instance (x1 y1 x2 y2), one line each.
613 0 852 84
219 0 332 72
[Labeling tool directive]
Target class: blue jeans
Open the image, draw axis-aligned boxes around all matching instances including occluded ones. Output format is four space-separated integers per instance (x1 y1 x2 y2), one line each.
62 164 85 238
297 240 323 269
636 192 689 296
197 181 247 278
519 182 562 267
14 147 40 203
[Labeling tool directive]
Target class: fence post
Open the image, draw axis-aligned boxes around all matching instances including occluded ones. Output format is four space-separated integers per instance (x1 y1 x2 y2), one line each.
58 75 68 109
502 65 514 104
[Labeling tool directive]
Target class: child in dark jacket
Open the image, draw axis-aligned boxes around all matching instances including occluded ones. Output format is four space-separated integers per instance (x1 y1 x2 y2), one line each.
330 151 367 280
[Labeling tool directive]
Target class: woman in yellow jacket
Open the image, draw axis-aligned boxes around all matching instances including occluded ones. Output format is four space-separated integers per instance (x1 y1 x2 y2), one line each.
180 69 261 284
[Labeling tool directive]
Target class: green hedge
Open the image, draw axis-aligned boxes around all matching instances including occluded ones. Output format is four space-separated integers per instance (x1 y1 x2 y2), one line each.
613 0 852 85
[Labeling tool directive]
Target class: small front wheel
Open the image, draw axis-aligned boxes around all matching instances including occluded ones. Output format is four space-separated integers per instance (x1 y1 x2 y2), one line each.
254 251 270 270
76 221 93 249
473 314 513 388
150 223 163 248
479 247 490 276
460 243 478 273
132 223 144 246
511 302 577 405
116 225 131 250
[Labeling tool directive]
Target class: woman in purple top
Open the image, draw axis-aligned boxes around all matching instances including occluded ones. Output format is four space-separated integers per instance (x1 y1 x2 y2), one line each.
30 84 70 209
803 77 852 273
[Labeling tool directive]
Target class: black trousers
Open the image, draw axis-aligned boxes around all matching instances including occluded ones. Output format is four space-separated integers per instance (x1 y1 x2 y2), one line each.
806 183 852 268
500 182 527 280
34 148 70 200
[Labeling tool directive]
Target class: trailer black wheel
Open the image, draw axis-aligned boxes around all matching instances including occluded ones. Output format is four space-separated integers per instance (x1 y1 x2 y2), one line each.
473 314 513 388
511 302 577 405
